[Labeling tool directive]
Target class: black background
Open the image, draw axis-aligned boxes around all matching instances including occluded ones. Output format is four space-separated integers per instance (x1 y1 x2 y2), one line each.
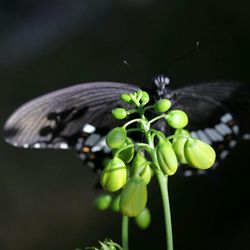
0 1 250 249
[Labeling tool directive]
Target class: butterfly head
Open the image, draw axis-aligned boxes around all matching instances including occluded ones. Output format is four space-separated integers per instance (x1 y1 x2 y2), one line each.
153 75 171 98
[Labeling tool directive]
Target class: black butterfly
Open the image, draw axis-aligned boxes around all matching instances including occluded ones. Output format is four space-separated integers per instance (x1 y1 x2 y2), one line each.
3 77 250 176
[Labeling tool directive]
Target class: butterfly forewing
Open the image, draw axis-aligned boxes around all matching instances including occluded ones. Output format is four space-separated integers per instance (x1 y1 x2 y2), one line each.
3 82 139 149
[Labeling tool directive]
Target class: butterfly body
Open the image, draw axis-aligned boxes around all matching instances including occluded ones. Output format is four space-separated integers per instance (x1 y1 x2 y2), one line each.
3 78 250 175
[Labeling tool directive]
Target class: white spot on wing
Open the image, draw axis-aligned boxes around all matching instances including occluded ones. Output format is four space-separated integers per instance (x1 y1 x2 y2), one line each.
104 147 111 153
221 113 233 123
34 143 41 149
204 128 223 142
82 124 96 134
190 131 198 139
184 170 193 177
197 170 206 175
197 130 212 144
59 143 69 149
78 154 87 160
75 137 84 148
215 124 227 136
232 125 239 134
243 133 250 140
85 134 101 146
220 150 229 160
92 137 107 152
23 143 29 148
229 140 237 148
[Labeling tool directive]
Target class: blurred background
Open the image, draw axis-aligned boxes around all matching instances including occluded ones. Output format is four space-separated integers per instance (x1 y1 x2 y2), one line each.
0 0 250 249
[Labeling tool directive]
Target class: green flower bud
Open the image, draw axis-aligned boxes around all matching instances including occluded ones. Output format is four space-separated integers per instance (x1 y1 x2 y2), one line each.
135 207 151 229
172 129 190 164
184 138 216 169
154 99 171 113
112 108 127 120
120 93 132 103
141 91 150 105
120 176 147 217
131 153 152 184
156 140 178 175
94 194 112 210
106 127 127 149
112 138 134 163
100 158 127 192
166 110 188 129
111 195 121 212
99 240 116 250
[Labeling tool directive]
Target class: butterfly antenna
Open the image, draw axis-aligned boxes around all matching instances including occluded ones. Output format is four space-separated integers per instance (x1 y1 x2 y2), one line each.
152 41 199 96
165 41 199 70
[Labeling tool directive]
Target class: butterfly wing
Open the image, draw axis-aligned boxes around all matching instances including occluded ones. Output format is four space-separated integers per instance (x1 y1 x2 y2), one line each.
171 81 250 131
166 81 250 175
3 82 139 150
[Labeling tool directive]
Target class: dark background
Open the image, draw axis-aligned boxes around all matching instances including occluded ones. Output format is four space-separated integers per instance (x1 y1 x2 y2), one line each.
0 1 250 249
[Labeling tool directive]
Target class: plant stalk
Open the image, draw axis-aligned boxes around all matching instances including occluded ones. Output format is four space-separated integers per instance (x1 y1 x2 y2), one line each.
122 215 129 250
155 171 173 250
146 132 173 250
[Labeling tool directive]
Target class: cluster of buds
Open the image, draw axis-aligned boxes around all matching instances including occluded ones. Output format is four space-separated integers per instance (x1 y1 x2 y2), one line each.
84 238 123 250
96 89 216 226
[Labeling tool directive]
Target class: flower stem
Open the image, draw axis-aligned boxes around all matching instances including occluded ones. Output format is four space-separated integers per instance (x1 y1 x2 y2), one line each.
155 170 173 250
123 118 142 129
122 215 129 250
146 131 173 250
148 114 167 125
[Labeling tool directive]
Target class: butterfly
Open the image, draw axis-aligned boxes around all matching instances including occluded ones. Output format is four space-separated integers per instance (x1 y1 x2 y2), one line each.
3 76 250 176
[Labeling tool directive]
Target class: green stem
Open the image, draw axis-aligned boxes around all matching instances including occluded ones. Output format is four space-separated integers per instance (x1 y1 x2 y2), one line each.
126 109 138 115
123 118 142 129
146 132 173 250
114 143 151 158
150 128 166 140
148 114 167 125
122 215 129 250
134 143 152 154
142 105 154 115
155 171 173 250
126 128 142 133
